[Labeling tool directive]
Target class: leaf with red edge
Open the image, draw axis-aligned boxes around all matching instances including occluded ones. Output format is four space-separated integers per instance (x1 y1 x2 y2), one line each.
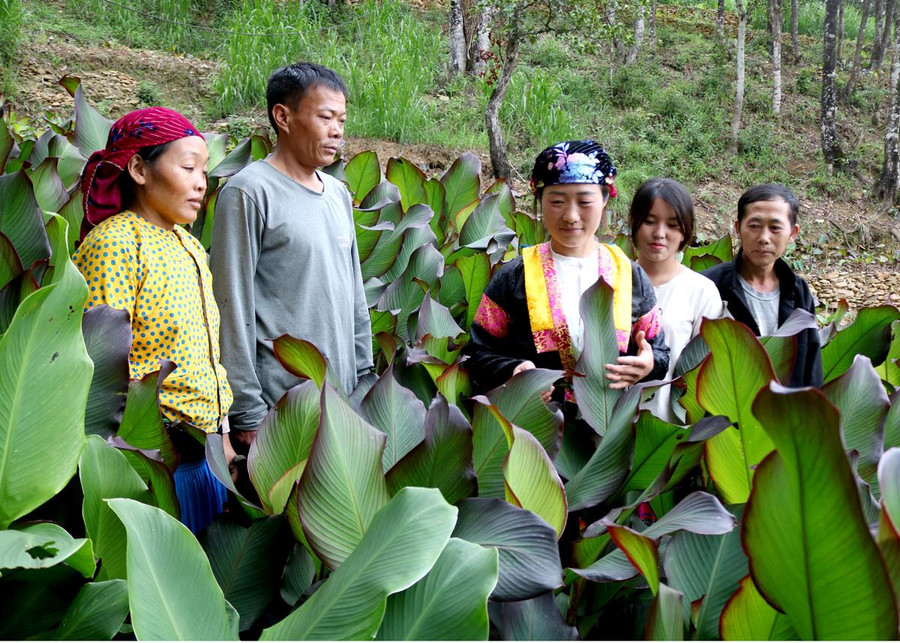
0 170 51 269
877 448 900 601
744 383 897 640
271 335 329 387
719 575 797 640
296 386 389 569
0 231 23 292
116 361 178 471
247 380 320 514
646 583 685 640
697 317 776 504
386 157 427 212
605 521 660 594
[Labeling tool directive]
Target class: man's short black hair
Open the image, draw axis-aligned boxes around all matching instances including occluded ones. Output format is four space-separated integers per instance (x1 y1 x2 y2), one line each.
266 62 349 134
737 183 799 226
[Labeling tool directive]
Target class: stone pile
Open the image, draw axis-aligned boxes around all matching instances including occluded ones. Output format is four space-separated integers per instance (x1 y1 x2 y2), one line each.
806 269 900 311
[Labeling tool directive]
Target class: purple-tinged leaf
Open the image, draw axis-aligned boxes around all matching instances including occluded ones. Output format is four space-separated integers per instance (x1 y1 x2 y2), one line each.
360 364 426 472
82 305 131 438
0 231 23 292
823 354 889 488
646 583 685 640
486 367 564 457
416 294 464 341
0 170 51 269
606 520 660 594
498 591 578 640
209 137 252 179
116 360 178 472
386 394 475 504
452 498 563 601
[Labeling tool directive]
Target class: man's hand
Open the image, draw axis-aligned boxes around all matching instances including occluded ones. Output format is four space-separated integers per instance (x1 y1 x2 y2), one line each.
604 330 654 389
512 360 553 403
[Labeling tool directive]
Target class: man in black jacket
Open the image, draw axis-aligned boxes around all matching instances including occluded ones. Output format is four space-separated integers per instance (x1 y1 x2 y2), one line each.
703 184 823 387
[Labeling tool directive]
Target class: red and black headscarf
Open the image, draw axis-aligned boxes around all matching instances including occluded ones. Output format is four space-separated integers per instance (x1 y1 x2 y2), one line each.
80 107 204 227
530 139 617 199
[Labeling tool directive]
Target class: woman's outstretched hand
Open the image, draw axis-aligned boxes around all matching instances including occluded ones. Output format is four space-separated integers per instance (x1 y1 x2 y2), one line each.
604 330 653 389
513 360 554 403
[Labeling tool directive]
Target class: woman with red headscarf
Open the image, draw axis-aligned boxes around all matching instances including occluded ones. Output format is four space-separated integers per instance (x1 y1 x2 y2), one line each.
74 107 234 535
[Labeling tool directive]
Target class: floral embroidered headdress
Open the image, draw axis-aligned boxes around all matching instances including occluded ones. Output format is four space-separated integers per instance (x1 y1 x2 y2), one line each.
529 139 617 198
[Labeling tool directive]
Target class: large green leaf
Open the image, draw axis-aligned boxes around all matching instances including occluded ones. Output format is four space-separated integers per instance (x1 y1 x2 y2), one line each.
360 364 427 472
345 151 382 204
886 391 900 450
0 170 51 268
744 383 897 639
247 380 320 514
116 360 178 471
571 493 735 583
118 446 180 519
458 194 513 248
622 411 687 493
281 542 318 607
822 354 889 488
682 234 732 266
79 435 153 580
497 592 578 640
81 305 131 438
0 113 13 172
822 306 900 382
377 537 497 640
261 487 457 640
386 394 475 504
61 79 113 158
51 579 129 641
58 190 84 256
486 367 564 457
0 215 89 528
386 157 428 212
0 522 94 577
572 279 624 436
646 583 685 640
719 575 797 640
697 317 776 504
456 251 491 330
876 320 899 386
107 498 234 640
452 498 563 601
297 385 390 569
476 398 567 537
664 523 748 640
564 386 643 511
416 293 464 341
29 157 69 214
472 402 508 498
440 152 481 221
201 516 291 631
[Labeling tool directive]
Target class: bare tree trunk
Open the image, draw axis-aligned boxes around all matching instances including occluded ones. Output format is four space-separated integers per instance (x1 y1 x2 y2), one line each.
791 0 801 62
729 0 748 154
717 0 725 39
873 0 895 71
469 4 494 74
842 0 872 99
837 0 845 62
608 0 626 64
649 0 657 48
626 4 645 64
823 0 845 169
486 14 521 180
877 0 900 199
449 0 466 74
874 0 885 59
771 0 783 115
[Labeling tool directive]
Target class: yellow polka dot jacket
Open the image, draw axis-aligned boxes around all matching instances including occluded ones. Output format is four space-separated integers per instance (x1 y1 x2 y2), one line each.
74 211 234 432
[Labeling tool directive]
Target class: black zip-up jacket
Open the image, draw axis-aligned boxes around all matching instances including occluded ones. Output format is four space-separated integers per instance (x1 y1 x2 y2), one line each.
703 250 823 388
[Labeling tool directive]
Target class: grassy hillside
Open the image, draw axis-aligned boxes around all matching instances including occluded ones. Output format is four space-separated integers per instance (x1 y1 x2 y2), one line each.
2 0 900 293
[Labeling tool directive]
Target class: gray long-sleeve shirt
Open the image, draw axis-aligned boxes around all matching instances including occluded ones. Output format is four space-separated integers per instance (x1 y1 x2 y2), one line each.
209 160 374 431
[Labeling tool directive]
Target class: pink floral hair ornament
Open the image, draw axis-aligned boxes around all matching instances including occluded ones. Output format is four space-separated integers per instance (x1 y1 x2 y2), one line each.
529 139 617 198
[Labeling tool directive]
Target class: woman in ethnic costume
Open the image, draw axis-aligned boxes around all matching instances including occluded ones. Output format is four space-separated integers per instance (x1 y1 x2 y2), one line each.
74 107 235 535
464 140 669 400
628 179 723 423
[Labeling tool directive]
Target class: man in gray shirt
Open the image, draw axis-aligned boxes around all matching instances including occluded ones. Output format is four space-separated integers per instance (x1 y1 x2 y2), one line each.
209 63 373 445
